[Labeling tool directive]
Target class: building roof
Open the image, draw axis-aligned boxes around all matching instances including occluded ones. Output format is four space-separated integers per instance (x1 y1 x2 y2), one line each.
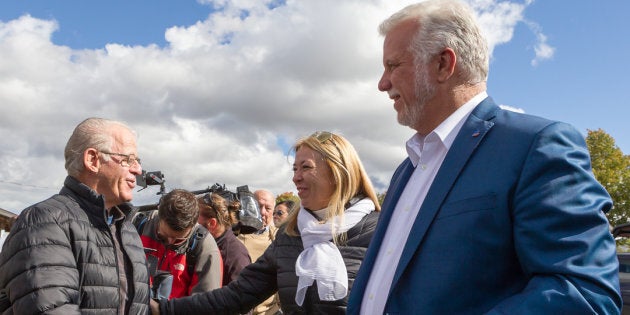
0 208 17 218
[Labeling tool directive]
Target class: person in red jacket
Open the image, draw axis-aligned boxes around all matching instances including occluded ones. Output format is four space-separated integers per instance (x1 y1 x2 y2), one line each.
135 189 223 299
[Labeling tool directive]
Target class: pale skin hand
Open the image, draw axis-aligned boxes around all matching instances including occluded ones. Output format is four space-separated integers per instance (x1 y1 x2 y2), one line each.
150 299 160 315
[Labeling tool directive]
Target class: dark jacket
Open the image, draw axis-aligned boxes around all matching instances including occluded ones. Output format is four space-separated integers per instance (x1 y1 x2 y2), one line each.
0 176 150 314
215 229 251 286
161 210 379 315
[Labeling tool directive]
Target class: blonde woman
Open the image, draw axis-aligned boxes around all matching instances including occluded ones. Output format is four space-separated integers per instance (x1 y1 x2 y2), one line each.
153 131 380 315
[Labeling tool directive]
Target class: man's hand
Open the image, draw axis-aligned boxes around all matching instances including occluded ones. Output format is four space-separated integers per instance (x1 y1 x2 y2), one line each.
150 299 160 315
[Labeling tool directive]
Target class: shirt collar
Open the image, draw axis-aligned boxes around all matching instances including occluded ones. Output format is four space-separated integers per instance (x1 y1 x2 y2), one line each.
108 205 126 225
406 91 487 166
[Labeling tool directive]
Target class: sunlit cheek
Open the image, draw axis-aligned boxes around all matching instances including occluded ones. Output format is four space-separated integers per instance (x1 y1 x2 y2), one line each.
120 180 133 200
309 169 319 178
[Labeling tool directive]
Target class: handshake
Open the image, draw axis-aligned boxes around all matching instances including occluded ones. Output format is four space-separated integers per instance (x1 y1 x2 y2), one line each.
152 270 173 301
146 251 173 301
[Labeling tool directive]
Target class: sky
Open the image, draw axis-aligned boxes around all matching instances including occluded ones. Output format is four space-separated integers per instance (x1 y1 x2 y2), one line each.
1 0 629 214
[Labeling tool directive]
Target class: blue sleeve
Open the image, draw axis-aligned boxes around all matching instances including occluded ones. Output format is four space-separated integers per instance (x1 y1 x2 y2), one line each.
489 122 621 314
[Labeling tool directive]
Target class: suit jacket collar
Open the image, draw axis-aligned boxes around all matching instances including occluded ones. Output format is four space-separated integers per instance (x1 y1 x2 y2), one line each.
389 97 499 291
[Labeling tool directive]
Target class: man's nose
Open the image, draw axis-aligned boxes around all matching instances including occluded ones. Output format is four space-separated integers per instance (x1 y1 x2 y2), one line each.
378 72 391 91
130 162 142 175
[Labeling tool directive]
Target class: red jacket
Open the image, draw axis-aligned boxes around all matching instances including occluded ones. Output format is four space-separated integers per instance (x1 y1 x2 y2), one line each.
136 211 223 298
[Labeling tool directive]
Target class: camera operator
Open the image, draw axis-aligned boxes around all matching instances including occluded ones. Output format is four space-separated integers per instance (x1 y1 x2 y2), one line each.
134 189 222 299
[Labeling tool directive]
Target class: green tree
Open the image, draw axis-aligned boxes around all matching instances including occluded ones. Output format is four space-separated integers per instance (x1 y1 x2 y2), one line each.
585 128 630 227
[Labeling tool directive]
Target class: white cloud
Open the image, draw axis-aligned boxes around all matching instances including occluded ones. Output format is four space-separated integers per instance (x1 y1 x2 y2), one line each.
0 0 542 213
526 21 555 66
471 0 554 65
471 0 527 54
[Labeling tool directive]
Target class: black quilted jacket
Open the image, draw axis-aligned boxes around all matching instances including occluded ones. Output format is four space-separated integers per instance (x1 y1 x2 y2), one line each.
0 176 150 314
162 210 380 315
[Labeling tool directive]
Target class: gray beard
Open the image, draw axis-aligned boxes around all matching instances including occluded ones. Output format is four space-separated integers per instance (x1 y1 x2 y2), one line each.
398 69 435 130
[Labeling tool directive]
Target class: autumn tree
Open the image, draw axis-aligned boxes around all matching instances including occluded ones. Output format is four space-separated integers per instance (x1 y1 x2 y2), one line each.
585 128 630 227
275 191 300 205
377 192 386 206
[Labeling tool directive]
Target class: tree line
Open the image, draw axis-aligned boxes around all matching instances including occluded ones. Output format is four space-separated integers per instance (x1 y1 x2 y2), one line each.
586 129 630 228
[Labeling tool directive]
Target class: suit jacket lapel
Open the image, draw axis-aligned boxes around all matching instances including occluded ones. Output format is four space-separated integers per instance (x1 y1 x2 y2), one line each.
368 158 414 257
389 98 499 289
350 158 415 306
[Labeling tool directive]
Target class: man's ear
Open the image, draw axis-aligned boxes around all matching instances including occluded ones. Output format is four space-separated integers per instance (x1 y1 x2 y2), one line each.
436 48 457 82
84 148 100 173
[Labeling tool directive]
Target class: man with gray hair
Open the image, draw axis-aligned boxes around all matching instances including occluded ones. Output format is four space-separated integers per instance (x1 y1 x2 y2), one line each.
349 0 621 314
0 117 150 314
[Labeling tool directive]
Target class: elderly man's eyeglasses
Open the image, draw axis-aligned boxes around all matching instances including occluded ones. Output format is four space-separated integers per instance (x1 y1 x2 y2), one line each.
100 151 141 167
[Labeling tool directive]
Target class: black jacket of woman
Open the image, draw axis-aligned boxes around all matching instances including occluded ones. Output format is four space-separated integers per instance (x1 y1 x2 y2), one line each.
160 210 379 315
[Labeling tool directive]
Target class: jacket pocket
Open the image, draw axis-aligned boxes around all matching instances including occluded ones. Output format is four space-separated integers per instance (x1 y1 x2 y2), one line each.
435 193 496 220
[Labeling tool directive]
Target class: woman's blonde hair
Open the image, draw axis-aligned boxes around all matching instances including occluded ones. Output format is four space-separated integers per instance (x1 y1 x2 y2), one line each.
285 131 380 240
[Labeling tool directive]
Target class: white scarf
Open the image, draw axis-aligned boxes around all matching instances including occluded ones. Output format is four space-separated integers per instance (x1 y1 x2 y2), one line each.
294 197 375 306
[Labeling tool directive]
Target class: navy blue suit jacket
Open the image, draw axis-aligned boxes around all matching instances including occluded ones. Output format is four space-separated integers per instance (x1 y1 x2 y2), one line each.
348 98 621 314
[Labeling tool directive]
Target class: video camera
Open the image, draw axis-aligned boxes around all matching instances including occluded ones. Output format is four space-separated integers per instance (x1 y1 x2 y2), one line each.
196 183 263 234
136 170 166 195
235 185 264 234
135 171 263 234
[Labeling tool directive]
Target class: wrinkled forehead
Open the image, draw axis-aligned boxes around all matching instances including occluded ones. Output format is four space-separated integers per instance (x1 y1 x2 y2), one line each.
294 145 326 164
259 196 274 207
383 19 418 53
109 126 138 151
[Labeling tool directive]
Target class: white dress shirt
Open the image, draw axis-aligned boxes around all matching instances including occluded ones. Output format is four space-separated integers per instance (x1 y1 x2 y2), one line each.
360 92 487 314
